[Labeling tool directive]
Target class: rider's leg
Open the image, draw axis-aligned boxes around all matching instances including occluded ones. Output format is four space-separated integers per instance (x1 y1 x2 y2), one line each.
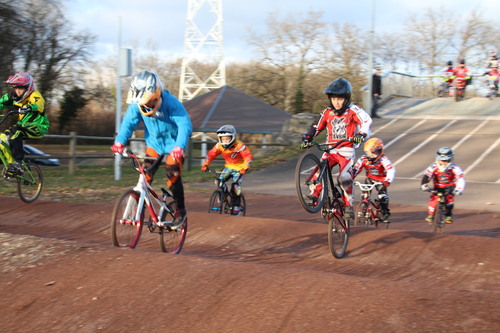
0 133 14 164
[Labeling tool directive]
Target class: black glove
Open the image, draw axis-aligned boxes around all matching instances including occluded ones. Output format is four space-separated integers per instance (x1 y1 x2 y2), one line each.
19 106 32 114
300 134 312 149
353 133 365 144
302 134 312 143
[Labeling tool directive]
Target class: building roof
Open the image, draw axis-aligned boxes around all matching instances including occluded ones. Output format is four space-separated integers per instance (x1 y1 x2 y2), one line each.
183 85 291 133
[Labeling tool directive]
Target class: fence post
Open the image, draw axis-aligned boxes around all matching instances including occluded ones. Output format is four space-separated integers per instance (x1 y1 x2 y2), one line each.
69 131 76 175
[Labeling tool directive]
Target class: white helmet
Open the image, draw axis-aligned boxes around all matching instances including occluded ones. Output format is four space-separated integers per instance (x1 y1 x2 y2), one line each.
216 125 236 149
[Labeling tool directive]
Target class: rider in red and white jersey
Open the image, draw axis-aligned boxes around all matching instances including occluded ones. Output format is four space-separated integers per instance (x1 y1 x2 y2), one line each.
420 147 465 224
301 78 372 219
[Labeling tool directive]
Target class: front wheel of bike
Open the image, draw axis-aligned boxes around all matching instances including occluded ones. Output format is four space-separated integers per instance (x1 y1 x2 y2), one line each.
295 153 327 214
239 193 247 216
432 205 445 234
208 190 224 214
354 201 368 226
327 212 349 258
111 190 144 248
160 202 187 254
17 162 43 203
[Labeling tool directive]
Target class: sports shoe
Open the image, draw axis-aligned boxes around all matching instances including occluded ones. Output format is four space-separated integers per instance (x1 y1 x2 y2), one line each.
381 212 390 223
344 206 354 220
7 161 23 175
425 215 433 224
307 195 318 207
231 206 242 216
171 209 187 229
445 216 453 224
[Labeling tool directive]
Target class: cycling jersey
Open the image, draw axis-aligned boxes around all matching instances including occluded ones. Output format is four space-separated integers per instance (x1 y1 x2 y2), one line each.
204 140 253 171
423 163 465 192
353 155 395 183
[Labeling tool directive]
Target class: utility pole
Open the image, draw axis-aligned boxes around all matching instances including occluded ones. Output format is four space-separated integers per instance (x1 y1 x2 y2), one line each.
366 0 376 114
179 0 226 102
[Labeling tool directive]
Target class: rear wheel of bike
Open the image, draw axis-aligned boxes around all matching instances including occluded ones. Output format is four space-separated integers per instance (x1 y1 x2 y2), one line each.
160 202 187 254
208 190 224 214
111 190 144 248
17 162 43 203
354 201 368 226
327 212 349 258
295 153 326 214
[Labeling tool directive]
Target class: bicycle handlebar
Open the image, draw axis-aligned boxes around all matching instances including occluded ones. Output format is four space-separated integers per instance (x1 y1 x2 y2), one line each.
301 139 354 151
0 110 18 126
354 181 383 192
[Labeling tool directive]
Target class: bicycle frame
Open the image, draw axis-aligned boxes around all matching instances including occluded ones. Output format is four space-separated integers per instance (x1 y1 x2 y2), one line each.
123 150 173 227
207 168 246 215
354 181 386 228
111 149 187 253
304 140 350 217
431 191 447 233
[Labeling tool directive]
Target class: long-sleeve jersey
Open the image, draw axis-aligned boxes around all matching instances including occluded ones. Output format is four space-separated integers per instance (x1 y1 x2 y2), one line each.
353 155 395 183
0 90 49 135
421 163 465 192
115 89 192 154
305 105 372 149
453 66 471 79
204 140 253 171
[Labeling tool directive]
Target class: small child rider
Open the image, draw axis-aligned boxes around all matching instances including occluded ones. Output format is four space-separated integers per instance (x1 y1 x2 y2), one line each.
301 78 372 219
352 138 395 223
201 124 253 215
420 147 465 224
0 72 49 174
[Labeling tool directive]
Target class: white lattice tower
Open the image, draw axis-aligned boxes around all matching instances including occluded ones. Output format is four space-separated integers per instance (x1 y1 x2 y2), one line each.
179 0 226 102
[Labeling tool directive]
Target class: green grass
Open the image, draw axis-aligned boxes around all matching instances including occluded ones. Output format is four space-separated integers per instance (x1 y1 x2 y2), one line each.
0 144 302 203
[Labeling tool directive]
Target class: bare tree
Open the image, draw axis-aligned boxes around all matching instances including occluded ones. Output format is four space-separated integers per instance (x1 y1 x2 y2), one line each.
247 11 327 113
14 0 95 100
453 10 496 66
404 7 455 74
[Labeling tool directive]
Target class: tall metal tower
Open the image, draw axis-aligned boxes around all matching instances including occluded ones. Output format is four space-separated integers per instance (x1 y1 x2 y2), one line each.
179 0 226 102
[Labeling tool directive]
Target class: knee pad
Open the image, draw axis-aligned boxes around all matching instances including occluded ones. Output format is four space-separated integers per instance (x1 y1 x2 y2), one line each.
378 193 388 202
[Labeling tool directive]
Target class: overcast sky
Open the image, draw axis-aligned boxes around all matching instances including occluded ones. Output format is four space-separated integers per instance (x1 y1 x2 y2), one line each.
66 0 500 62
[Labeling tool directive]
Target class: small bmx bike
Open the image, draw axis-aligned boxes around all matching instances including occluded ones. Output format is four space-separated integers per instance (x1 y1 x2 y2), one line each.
206 168 246 216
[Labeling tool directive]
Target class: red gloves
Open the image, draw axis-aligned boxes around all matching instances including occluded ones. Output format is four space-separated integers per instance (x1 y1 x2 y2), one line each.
201 165 209 172
111 142 125 154
383 181 390 187
170 146 184 160
240 168 247 175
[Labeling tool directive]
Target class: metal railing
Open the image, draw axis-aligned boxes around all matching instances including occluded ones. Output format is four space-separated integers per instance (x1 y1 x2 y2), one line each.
362 70 486 110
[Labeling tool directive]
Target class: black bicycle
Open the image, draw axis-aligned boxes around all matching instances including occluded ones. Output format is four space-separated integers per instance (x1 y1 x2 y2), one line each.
207 168 246 216
295 139 352 258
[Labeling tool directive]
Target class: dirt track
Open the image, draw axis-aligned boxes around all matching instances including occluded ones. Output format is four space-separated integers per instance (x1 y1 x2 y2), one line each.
0 190 499 333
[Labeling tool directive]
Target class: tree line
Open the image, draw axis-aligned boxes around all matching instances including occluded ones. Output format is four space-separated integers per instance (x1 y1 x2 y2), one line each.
0 1 498 138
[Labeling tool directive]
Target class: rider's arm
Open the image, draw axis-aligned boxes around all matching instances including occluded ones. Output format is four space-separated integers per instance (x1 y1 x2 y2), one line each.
240 143 253 170
303 110 326 140
115 104 142 145
352 156 365 178
381 156 396 183
351 105 372 138
203 144 222 167
452 164 466 193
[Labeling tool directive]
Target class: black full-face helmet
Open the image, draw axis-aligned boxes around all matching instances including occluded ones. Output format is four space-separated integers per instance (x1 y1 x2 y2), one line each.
323 78 352 115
